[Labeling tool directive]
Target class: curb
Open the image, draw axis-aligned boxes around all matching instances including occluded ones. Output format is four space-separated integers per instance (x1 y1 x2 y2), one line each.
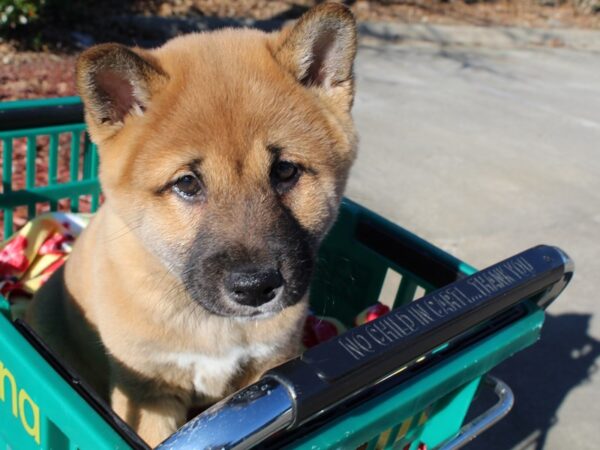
358 22 600 51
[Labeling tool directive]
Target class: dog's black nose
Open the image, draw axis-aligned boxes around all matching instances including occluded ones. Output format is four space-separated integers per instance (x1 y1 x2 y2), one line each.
225 267 284 307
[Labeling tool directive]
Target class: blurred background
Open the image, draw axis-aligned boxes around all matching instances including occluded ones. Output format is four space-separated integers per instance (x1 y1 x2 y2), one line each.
1 0 600 101
2 1 599 449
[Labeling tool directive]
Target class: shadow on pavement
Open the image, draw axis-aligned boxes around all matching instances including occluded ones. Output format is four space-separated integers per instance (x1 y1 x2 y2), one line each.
466 313 600 450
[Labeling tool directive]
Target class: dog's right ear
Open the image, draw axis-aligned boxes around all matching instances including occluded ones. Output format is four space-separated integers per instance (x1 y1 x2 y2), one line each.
273 3 357 110
76 43 168 142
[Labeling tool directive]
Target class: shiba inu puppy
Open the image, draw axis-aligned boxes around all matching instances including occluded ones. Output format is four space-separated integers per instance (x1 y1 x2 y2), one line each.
27 3 358 446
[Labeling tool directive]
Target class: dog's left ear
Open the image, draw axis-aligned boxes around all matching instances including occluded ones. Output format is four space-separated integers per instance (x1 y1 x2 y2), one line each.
274 3 357 109
76 43 168 143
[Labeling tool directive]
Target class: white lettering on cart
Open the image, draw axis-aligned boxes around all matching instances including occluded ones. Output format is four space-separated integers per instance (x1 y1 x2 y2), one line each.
504 257 535 278
337 257 537 361
408 303 434 326
468 259 535 297
339 335 375 358
424 297 446 318
366 324 387 345
373 320 402 341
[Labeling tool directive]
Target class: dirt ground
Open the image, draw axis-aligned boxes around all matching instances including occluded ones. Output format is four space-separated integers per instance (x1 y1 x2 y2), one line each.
174 0 600 28
0 48 76 100
1 0 599 102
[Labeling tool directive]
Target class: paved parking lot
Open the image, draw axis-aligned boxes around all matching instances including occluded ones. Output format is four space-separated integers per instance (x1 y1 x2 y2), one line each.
349 29 600 449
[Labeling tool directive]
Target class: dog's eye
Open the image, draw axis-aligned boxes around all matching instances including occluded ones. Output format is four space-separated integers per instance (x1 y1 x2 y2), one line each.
274 161 298 181
173 175 203 199
271 161 300 193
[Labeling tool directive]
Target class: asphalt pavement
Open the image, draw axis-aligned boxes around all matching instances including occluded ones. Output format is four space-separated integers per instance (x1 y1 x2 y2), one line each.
349 25 600 450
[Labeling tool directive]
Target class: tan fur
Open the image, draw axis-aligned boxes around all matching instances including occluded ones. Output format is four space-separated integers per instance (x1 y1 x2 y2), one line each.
27 3 357 447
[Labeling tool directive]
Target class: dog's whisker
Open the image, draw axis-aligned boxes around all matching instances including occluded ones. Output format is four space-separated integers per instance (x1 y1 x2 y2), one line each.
101 219 144 243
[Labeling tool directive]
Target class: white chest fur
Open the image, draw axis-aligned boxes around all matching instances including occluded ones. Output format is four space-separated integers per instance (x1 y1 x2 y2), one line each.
159 343 277 395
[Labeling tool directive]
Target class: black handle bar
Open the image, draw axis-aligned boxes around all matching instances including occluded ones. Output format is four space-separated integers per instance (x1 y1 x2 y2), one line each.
266 244 573 427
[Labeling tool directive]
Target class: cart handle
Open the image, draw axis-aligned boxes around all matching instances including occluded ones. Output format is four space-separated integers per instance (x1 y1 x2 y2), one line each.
157 245 572 450
437 375 513 450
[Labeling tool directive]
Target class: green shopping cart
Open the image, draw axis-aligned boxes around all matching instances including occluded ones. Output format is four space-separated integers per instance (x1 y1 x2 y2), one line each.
0 97 573 450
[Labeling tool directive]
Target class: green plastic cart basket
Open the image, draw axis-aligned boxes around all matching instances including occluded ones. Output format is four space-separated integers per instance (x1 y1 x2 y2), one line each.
0 97 574 450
